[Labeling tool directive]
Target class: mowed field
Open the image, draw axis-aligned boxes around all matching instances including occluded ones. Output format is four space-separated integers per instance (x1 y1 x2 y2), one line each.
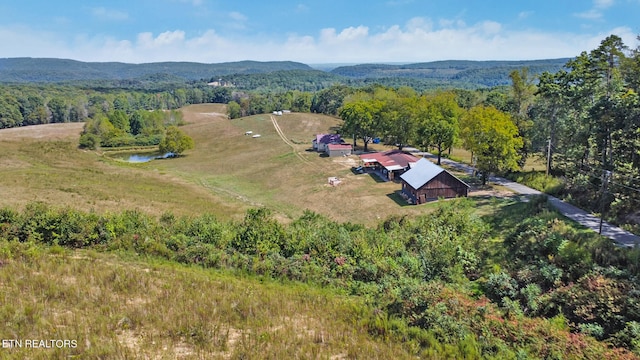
0 118 236 218
0 104 495 223
160 104 445 223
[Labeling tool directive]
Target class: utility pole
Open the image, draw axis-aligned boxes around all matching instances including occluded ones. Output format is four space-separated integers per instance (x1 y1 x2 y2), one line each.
546 138 552 176
599 170 612 235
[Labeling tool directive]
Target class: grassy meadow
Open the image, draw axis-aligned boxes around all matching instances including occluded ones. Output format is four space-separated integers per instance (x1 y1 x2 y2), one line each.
0 103 484 224
0 242 415 359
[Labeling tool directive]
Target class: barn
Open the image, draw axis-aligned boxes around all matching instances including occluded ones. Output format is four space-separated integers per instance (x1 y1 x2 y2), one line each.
400 158 469 204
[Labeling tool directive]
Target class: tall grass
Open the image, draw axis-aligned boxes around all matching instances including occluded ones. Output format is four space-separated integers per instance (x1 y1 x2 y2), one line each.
506 171 564 195
0 242 415 359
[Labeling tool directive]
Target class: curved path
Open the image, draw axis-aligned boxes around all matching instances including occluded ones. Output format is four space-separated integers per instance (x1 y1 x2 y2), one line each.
270 115 317 167
416 151 640 248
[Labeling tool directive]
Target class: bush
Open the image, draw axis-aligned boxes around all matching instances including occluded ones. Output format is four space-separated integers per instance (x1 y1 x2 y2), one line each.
78 133 100 149
613 321 640 354
484 272 519 303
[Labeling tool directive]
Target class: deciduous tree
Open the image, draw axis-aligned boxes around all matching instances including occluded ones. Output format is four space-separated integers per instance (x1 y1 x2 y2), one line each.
460 106 523 184
414 92 462 165
159 126 195 156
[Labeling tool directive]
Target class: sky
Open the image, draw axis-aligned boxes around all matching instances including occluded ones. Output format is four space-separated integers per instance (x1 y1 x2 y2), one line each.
0 0 638 65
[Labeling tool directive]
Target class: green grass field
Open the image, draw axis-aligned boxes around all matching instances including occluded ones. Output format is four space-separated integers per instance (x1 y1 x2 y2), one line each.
2 104 492 224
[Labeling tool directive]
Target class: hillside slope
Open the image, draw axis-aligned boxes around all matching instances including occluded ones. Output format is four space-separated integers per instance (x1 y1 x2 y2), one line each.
0 58 312 82
0 57 569 88
330 59 570 86
0 244 416 359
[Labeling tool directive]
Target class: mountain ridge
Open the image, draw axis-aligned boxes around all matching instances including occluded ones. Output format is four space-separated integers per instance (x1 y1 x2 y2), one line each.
0 57 571 88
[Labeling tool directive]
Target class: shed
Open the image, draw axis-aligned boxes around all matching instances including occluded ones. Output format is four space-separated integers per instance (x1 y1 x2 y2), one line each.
400 158 469 204
359 150 419 181
326 143 352 157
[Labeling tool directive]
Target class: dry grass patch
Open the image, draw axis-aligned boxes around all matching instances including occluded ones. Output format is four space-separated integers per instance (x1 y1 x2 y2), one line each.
0 243 416 359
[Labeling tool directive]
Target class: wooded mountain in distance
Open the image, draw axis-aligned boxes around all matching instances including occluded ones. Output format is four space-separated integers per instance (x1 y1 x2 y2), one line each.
0 57 570 89
330 59 570 87
0 58 313 83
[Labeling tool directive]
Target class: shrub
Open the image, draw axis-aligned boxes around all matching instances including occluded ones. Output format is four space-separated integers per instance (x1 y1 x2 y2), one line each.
613 322 640 355
484 272 519 303
579 323 605 340
78 133 100 149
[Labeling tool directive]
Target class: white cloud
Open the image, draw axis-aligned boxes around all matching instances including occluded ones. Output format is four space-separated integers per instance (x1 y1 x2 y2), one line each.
91 7 129 21
594 0 615 8
137 31 186 48
518 11 533 20
226 11 248 30
574 0 615 20
0 19 636 64
229 12 247 22
574 9 603 20
407 17 433 32
295 4 310 13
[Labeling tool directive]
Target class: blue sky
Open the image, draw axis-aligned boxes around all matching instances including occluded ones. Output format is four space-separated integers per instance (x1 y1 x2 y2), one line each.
0 0 638 64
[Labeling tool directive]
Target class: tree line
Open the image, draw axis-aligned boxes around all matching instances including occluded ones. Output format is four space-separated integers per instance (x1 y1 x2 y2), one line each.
0 84 232 130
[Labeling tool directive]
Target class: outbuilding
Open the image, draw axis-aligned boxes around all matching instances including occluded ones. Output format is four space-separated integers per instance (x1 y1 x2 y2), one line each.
326 143 352 157
359 150 419 181
400 158 469 204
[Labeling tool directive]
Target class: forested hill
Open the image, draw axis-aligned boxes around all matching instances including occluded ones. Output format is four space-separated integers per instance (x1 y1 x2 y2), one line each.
0 57 571 89
330 59 571 87
0 58 313 82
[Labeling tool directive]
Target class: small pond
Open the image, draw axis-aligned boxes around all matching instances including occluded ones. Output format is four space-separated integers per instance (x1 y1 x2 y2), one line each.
114 152 175 163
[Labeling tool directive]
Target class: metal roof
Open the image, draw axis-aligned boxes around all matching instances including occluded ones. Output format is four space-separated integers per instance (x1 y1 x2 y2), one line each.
327 143 352 150
400 158 445 189
400 158 470 191
359 150 419 171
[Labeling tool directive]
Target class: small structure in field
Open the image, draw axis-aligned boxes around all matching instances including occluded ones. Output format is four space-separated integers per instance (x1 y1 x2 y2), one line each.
400 158 469 204
326 143 352 157
359 150 419 181
245 131 253 135
313 134 342 152
252 134 261 138
328 177 342 186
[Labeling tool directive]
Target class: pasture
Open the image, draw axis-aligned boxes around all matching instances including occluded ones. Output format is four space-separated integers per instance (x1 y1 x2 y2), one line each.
0 104 510 224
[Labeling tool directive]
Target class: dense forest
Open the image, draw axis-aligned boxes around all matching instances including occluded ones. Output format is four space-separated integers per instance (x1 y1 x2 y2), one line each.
0 57 568 90
331 58 569 86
